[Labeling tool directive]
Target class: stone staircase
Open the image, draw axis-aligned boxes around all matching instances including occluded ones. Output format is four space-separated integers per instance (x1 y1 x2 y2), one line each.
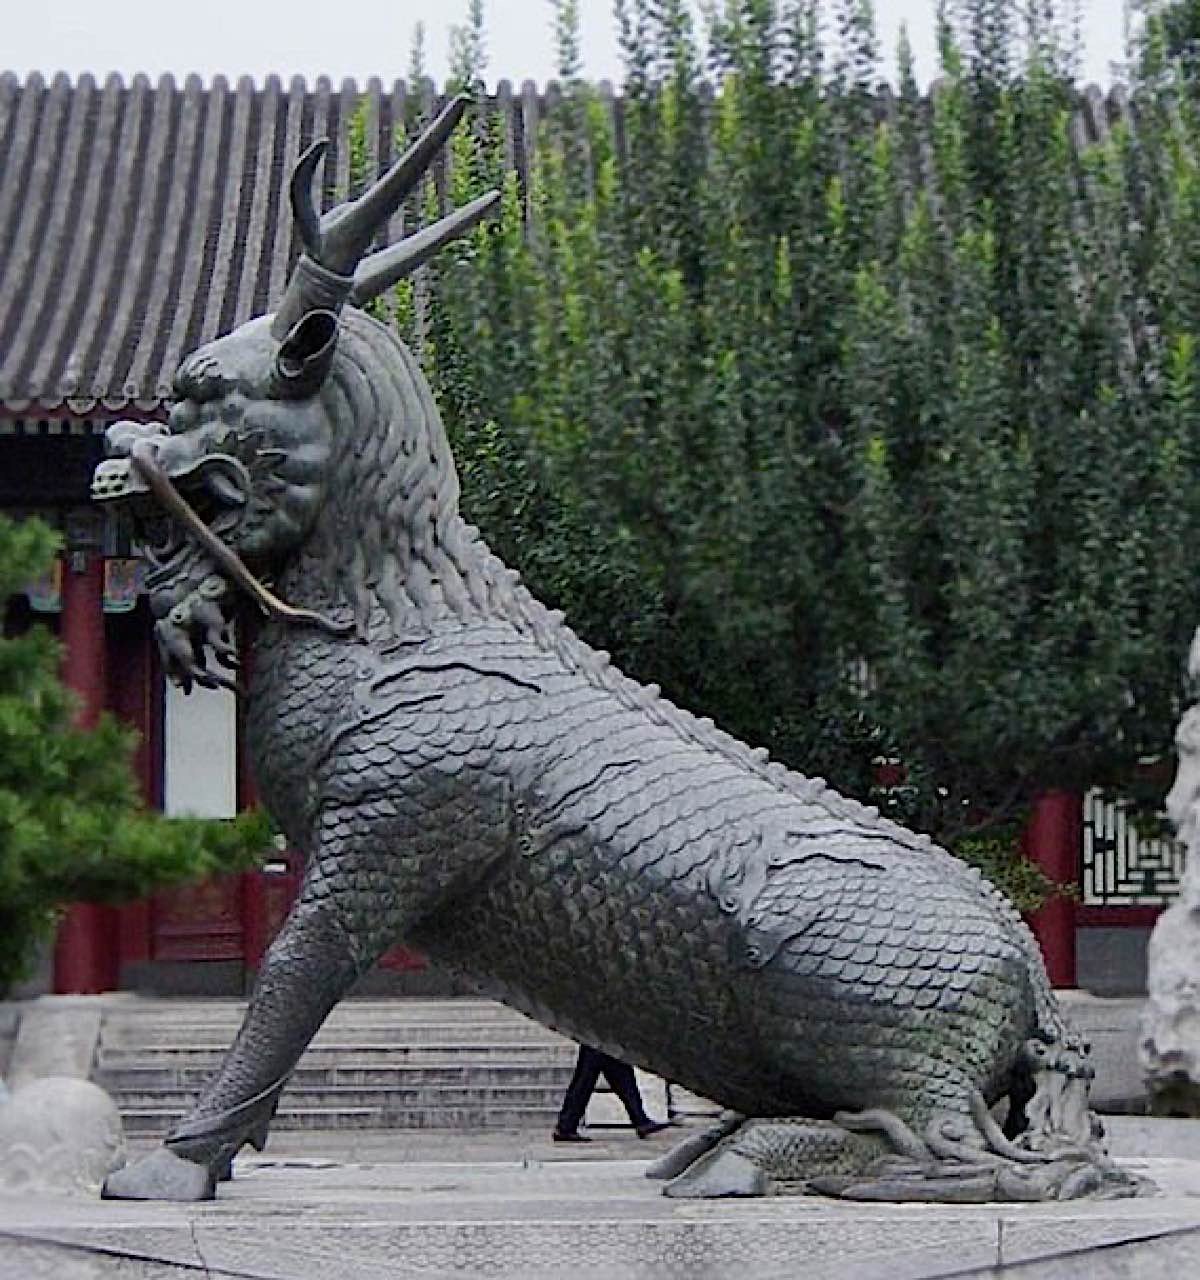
92 999 580 1138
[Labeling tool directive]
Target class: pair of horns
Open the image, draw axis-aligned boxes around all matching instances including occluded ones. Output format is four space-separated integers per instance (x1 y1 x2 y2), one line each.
271 94 500 383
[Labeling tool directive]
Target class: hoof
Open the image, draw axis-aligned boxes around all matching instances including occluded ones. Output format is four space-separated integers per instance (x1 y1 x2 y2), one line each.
646 1111 744 1181
663 1149 770 1198
646 1130 721 1181
102 1146 217 1202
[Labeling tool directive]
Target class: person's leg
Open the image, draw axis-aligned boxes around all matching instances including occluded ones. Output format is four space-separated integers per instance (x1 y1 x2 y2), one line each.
554 1045 603 1139
598 1053 668 1134
598 1054 650 1127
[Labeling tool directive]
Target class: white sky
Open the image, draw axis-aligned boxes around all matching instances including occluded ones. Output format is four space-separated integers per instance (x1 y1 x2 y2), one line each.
4 1 1132 89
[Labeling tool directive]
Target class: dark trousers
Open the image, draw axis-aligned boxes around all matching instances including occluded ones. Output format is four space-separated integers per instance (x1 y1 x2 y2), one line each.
555 1045 651 1133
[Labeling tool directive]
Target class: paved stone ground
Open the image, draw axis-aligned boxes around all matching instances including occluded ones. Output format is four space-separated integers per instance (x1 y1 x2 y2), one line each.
1 1118 1199 1279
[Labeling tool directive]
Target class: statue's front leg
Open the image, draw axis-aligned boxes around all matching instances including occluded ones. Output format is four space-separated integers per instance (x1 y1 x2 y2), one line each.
103 879 378 1201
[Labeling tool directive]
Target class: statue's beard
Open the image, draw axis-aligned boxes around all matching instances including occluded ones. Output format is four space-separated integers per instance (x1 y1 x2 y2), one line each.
119 464 245 690
142 547 241 694
140 519 223 608
128 450 349 690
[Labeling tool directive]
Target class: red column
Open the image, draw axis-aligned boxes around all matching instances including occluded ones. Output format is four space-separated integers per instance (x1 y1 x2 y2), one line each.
53 550 118 994
110 605 158 972
1022 791 1080 989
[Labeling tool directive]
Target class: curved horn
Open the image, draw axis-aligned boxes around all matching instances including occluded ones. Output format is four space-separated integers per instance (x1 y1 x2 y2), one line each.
350 191 501 307
271 94 474 346
289 139 328 256
321 95 470 274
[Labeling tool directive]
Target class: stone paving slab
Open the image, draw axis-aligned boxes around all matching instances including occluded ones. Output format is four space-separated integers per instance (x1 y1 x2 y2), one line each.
2 1149 1199 1280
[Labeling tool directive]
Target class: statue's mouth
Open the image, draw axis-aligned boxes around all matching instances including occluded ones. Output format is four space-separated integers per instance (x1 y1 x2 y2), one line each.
93 449 250 574
94 432 353 639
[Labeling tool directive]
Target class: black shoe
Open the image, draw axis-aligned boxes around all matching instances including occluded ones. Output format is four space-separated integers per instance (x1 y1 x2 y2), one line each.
636 1120 670 1138
552 1130 592 1143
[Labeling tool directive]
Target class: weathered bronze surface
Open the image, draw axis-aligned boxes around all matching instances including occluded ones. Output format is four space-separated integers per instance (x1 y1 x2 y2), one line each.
92 98 1139 1203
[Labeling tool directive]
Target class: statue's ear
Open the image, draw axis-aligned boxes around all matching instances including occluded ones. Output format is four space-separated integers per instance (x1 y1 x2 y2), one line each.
274 309 339 397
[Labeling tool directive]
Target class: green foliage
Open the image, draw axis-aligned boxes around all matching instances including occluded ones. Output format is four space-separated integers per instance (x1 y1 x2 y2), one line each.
950 824 1074 914
1140 1 1200 79
0 516 270 994
448 0 488 95
405 3 1200 869
408 21 429 89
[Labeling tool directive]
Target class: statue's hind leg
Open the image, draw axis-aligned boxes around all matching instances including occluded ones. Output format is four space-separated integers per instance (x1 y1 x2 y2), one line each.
103 885 381 1201
657 1108 1031 1202
660 1089 1143 1202
660 1113 898 1199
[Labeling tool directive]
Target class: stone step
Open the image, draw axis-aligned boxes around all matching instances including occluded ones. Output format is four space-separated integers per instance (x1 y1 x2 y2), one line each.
93 999 590 1136
100 999 534 1026
108 1082 571 1110
100 1026 569 1051
97 1062 576 1091
99 1018 565 1049
121 1103 563 1137
98 1039 575 1059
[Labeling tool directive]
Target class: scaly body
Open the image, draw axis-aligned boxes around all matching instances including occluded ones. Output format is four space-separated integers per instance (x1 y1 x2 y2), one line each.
246 610 1054 1130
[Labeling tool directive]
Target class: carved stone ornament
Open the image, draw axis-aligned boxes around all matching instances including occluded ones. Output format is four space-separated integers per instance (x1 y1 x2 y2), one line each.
0 1077 126 1196
92 97 1142 1204
1141 627 1200 1116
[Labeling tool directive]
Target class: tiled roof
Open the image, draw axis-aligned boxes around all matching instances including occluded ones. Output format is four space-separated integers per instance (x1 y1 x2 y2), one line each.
0 73 540 415
0 72 1124 416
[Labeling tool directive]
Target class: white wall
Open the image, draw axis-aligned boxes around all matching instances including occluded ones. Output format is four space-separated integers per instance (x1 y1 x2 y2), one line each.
163 680 237 818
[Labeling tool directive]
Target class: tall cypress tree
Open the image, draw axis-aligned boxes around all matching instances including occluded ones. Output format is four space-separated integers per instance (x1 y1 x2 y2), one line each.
406 0 1200 901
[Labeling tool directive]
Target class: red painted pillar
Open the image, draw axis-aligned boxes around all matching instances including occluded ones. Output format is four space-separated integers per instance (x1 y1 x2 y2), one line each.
1022 791 1080 989
53 548 118 994
110 605 158 973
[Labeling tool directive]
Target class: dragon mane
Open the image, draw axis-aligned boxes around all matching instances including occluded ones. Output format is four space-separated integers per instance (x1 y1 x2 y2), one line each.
302 309 504 638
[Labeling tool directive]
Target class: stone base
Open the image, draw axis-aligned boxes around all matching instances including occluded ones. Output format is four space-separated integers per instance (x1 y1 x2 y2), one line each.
2 1138 1199 1279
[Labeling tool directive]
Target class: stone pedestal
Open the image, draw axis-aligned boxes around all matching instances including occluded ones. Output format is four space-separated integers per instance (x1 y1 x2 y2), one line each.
0 1139 1198 1279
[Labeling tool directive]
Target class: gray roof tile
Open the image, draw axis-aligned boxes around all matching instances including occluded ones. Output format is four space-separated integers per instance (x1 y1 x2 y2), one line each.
0 73 475 414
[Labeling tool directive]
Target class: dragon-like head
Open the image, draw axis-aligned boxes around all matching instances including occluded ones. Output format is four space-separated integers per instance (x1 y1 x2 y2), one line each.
91 97 498 691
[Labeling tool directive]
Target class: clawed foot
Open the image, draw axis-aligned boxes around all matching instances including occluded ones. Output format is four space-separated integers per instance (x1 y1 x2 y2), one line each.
646 1110 743 1182
102 1080 283 1202
663 1148 769 1198
654 1112 884 1198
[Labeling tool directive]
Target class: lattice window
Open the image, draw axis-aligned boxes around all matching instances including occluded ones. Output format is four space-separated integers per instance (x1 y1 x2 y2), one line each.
1081 789 1186 906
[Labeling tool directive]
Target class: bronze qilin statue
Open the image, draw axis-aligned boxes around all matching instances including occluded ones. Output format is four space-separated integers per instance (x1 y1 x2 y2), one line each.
93 99 1138 1203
